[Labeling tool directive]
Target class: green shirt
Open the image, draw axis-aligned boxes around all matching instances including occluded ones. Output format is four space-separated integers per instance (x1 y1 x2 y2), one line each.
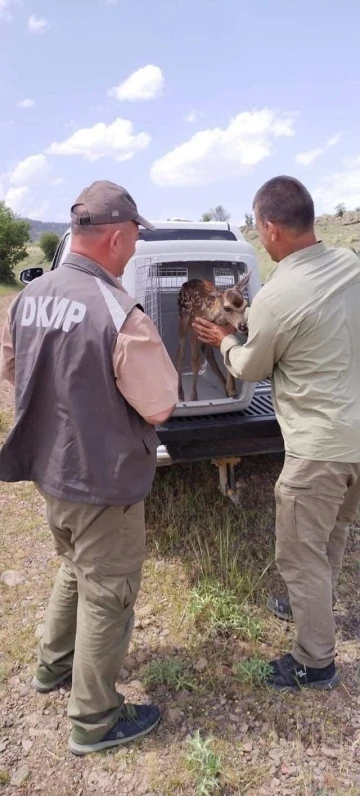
220 242 360 462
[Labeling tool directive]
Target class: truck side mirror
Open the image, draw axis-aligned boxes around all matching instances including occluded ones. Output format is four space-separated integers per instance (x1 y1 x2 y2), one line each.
20 267 44 284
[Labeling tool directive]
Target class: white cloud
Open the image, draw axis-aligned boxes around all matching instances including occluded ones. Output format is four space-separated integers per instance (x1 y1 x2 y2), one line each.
9 154 49 186
184 111 201 124
5 186 31 214
5 186 50 219
108 65 164 101
151 108 295 187
28 14 50 33
327 133 342 147
313 165 360 214
47 118 150 161
0 0 17 21
296 147 324 166
51 177 65 186
17 98 35 109
295 132 341 166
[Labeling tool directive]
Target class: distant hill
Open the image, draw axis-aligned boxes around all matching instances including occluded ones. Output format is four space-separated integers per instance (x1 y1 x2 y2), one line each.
23 218 69 242
22 210 360 278
242 210 360 281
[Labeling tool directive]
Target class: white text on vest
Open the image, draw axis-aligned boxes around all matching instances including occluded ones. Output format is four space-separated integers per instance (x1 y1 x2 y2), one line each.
21 296 87 332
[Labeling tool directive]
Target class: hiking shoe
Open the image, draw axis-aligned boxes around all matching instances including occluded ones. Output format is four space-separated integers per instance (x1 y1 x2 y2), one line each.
265 653 340 692
31 668 72 693
68 703 161 756
267 595 292 621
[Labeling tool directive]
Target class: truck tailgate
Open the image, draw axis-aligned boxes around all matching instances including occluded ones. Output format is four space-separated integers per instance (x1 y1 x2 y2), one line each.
156 392 283 463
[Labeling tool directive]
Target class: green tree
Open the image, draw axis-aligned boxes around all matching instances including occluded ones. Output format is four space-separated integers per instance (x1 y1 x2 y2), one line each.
39 232 60 261
244 213 254 227
0 202 31 284
201 205 231 222
334 202 346 218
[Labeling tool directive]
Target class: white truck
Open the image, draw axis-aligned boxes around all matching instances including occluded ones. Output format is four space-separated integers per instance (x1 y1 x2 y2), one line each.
20 221 283 503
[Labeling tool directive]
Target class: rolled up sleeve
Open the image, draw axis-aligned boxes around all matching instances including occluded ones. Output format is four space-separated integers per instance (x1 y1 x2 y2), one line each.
0 311 15 386
220 296 290 383
113 308 178 418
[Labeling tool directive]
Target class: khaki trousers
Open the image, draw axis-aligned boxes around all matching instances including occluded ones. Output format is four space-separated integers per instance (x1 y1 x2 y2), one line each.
275 456 360 668
36 490 145 744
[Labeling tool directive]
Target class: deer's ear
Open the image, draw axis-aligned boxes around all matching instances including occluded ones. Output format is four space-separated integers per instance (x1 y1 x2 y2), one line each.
235 270 252 291
202 279 218 296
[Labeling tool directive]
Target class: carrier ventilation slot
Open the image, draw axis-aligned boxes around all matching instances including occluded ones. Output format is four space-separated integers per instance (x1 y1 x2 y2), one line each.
136 264 189 336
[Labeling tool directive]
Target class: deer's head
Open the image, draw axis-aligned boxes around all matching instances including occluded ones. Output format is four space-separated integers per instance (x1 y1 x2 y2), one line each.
209 271 251 332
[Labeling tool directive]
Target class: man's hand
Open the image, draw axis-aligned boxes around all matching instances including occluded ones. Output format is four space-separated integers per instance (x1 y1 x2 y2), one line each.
192 318 235 348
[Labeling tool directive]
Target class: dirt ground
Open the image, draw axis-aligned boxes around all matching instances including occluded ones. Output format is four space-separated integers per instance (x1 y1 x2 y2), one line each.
1 292 360 796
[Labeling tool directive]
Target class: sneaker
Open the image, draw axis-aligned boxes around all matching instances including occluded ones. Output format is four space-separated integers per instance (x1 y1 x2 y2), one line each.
265 653 340 692
31 668 72 693
68 703 161 756
267 595 292 621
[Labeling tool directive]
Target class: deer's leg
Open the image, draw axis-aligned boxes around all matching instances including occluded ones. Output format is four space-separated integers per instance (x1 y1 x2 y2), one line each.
225 372 237 399
175 316 188 401
202 344 227 394
189 328 202 401
203 345 238 399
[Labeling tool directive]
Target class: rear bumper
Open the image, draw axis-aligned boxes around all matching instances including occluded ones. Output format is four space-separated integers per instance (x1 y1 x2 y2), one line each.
155 391 284 465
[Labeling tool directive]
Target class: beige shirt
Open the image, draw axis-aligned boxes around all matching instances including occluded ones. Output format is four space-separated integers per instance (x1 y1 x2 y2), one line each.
1 274 178 419
221 242 360 462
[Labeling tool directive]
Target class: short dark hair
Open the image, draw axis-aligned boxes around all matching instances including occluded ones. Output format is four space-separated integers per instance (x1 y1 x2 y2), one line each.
253 176 315 232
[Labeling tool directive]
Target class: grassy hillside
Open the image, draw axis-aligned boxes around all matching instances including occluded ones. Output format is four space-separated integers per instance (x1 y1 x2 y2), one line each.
242 209 360 282
0 246 49 298
23 217 69 242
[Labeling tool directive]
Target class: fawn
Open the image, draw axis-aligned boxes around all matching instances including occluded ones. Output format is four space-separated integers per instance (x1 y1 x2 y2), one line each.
176 271 251 402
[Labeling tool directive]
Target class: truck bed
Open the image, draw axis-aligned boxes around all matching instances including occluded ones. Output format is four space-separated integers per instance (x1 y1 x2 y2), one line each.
157 388 283 464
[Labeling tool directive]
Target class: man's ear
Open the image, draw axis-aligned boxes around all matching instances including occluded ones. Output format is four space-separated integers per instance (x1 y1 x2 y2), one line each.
267 221 279 242
110 228 123 251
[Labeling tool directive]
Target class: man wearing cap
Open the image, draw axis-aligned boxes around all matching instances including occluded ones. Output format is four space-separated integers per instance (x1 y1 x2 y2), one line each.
0 181 178 755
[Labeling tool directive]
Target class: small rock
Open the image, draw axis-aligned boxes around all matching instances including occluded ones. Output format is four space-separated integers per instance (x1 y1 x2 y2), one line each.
134 651 147 664
240 722 249 733
194 657 208 672
243 742 253 752
129 680 142 690
1 570 24 587
0 741 9 752
11 765 30 787
26 713 39 727
167 708 183 724
322 746 340 759
137 605 153 619
8 676 21 687
22 739 33 752
269 747 282 761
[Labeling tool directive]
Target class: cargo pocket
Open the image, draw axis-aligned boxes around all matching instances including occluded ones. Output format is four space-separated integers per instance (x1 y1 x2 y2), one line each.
92 562 142 611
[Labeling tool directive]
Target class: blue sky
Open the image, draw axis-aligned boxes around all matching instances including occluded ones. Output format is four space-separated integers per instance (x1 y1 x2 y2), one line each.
1 0 360 224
